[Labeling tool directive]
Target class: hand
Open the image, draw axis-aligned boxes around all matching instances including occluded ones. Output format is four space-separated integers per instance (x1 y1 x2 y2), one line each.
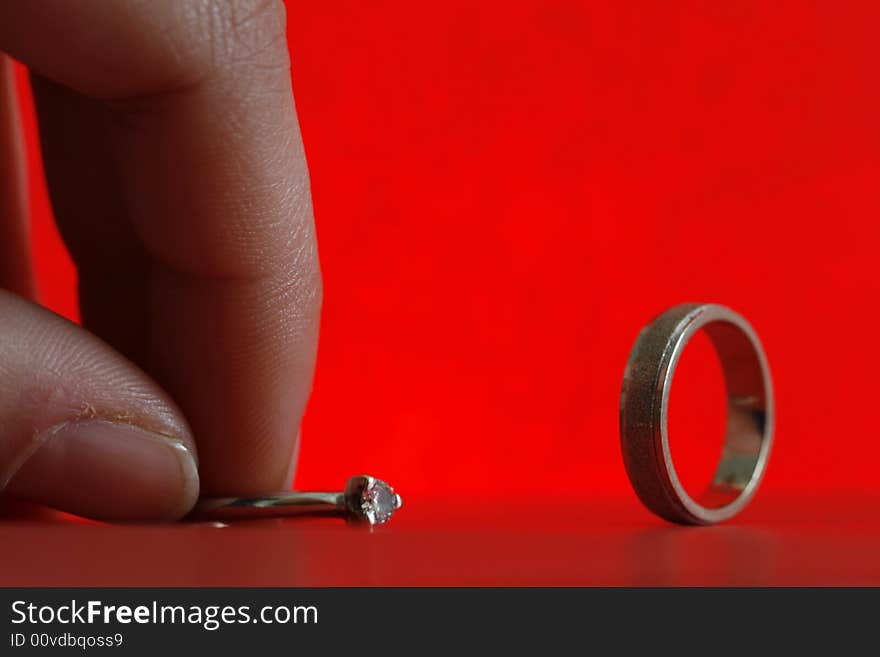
0 1 322 520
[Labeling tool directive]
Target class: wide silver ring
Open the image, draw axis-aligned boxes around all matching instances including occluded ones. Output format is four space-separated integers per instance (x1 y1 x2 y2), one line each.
620 303 774 525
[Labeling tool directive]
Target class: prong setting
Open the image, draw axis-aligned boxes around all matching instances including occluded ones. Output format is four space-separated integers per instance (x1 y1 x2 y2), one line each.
344 475 402 525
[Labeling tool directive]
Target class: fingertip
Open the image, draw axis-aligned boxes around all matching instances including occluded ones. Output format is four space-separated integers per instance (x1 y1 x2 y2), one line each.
7 420 200 522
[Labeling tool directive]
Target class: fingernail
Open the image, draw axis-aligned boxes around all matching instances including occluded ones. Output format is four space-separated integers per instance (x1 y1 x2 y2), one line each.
9 420 199 521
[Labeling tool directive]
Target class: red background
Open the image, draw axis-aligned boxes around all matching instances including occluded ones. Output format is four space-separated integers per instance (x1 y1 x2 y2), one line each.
15 1 880 504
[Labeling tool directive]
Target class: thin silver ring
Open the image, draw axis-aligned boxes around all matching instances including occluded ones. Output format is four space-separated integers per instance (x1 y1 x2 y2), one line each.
620 303 774 524
188 475 402 525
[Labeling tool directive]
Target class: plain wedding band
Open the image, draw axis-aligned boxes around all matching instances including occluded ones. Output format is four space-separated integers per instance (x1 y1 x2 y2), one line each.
619 303 775 524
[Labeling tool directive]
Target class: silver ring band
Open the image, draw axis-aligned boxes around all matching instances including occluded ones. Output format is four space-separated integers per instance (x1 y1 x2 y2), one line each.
620 303 774 524
188 475 402 525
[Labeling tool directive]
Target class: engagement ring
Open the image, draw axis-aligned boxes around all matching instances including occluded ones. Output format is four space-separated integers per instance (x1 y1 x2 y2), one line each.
189 474 402 525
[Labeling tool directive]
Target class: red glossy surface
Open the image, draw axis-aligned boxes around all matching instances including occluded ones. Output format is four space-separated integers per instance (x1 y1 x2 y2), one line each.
2 493 878 586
